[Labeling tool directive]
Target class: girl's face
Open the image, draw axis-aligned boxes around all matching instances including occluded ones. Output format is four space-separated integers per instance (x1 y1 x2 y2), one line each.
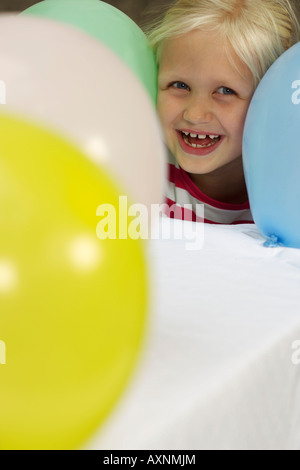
157 29 255 178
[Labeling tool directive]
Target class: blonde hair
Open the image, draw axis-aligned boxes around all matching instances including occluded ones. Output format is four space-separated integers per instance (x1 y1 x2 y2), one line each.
146 0 300 86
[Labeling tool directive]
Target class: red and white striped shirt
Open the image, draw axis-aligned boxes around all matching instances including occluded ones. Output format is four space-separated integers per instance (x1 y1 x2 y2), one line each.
164 153 253 225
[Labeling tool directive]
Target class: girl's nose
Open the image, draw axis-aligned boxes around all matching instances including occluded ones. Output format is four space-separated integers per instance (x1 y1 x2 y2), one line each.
183 96 213 124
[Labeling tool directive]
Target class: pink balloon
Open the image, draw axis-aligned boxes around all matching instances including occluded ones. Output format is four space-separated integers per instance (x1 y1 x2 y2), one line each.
0 14 166 210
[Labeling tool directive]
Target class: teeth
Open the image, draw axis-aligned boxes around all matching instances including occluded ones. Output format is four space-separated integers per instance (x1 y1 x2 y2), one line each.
182 131 219 140
181 131 221 148
182 135 218 148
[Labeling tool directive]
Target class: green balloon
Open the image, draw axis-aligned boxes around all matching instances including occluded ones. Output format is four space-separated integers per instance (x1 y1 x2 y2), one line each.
21 0 157 103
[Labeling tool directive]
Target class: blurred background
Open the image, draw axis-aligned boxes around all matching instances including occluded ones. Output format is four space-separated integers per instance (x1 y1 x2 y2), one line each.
1 0 300 29
0 0 174 26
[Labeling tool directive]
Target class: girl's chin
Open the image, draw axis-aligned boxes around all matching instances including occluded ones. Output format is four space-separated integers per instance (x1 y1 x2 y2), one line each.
176 154 218 175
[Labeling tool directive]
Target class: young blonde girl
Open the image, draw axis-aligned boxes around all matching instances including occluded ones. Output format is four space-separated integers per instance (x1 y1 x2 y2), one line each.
146 0 300 224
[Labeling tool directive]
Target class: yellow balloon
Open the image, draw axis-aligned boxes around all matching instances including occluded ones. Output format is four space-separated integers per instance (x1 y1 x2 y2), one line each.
0 114 148 449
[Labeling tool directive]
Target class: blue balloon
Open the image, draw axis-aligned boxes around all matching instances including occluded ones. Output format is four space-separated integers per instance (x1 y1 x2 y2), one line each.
243 42 300 248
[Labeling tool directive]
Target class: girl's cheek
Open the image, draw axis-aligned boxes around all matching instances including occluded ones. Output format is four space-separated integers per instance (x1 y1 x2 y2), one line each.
156 98 169 126
156 91 165 113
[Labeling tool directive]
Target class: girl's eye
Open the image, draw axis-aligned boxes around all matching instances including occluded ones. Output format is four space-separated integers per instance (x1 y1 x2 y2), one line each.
171 81 190 91
217 86 236 95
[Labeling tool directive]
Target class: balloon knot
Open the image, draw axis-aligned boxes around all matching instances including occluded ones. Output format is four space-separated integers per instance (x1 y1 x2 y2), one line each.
263 234 282 248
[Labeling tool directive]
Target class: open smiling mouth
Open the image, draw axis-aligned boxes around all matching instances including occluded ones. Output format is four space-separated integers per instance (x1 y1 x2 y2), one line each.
177 130 223 156
181 131 221 148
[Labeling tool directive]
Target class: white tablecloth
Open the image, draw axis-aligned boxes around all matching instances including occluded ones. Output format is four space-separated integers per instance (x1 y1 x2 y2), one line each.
86 218 300 450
